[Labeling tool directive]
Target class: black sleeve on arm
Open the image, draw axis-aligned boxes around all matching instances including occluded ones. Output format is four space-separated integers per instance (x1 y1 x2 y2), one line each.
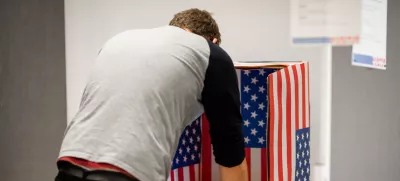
201 41 245 168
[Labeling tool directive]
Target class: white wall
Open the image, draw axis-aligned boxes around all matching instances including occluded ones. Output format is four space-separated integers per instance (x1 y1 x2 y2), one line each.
65 0 331 180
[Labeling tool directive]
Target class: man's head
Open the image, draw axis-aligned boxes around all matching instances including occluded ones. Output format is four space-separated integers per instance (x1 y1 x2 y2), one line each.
169 8 222 45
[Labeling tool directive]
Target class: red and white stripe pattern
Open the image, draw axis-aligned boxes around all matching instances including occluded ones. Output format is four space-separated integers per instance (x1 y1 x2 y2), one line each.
268 62 311 181
199 114 217 181
330 36 359 45
168 164 200 181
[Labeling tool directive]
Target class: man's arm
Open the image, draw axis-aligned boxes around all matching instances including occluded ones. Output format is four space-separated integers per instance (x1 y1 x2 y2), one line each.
201 41 248 181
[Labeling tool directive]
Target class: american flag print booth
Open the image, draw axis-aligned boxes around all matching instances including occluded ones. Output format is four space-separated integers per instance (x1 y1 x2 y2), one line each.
168 62 311 181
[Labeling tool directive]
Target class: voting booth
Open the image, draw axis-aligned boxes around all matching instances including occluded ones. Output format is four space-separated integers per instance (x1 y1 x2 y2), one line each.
169 62 311 181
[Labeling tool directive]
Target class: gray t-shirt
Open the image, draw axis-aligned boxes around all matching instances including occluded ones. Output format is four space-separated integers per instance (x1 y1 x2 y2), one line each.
58 26 244 181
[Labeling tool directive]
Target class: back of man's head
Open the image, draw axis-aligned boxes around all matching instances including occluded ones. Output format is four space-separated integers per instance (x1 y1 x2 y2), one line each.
169 8 222 45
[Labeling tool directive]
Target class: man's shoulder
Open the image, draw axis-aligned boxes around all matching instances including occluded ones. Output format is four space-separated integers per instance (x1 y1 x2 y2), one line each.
206 42 233 68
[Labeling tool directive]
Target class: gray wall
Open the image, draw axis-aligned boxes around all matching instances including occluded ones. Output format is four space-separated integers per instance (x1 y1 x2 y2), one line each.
331 0 400 180
0 0 66 181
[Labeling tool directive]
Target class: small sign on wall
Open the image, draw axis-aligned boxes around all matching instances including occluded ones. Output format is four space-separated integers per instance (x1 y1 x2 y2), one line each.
351 0 387 70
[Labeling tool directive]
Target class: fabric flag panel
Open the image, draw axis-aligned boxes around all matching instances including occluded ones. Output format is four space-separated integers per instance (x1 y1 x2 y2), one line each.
199 68 278 181
169 117 201 181
169 62 311 181
268 62 310 181
240 68 278 181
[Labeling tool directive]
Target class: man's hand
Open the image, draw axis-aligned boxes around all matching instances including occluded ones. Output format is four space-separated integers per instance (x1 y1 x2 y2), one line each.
219 158 248 181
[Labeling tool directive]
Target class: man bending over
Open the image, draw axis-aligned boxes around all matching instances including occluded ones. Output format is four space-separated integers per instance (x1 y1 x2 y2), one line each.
56 8 248 181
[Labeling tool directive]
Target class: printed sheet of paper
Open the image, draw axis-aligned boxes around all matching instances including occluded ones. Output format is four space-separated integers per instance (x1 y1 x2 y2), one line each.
352 0 387 69
290 0 361 45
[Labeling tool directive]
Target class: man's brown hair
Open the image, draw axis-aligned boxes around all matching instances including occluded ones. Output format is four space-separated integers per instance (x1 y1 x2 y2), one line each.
169 8 222 45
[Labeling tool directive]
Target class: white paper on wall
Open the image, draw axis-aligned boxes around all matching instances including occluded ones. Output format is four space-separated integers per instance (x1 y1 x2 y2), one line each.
290 0 362 46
